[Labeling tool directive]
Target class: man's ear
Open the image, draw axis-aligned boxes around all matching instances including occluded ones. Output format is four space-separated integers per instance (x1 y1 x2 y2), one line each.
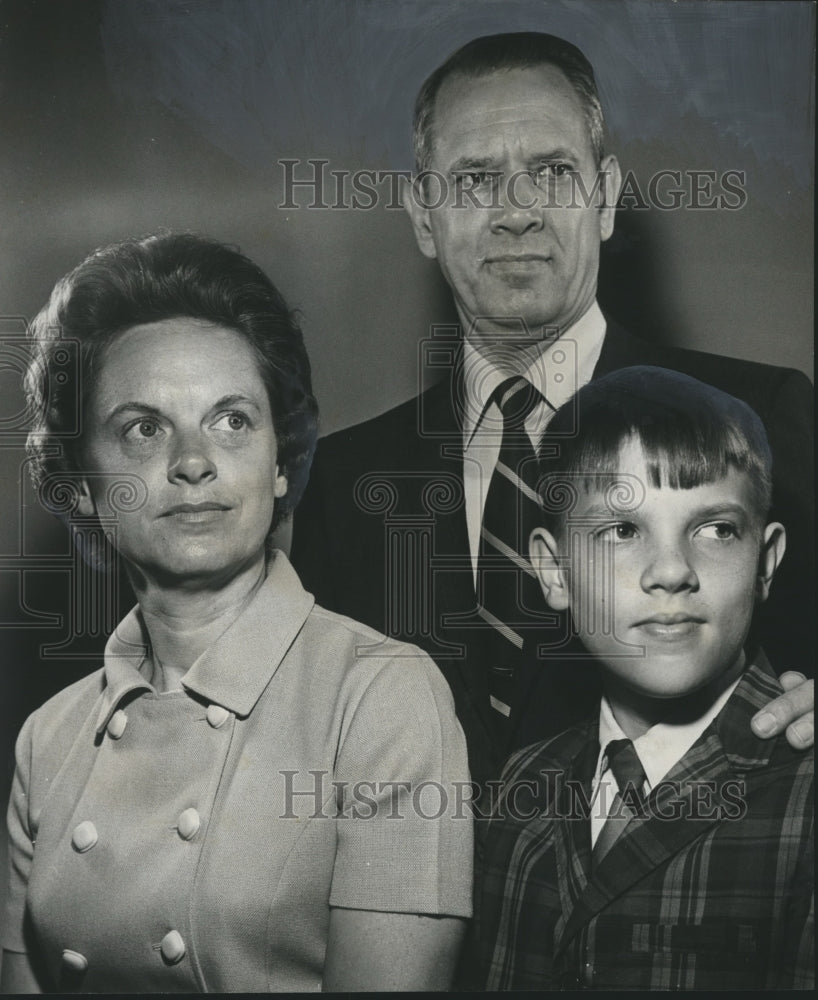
530 526 570 611
401 174 439 260
76 475 97 517
598 153 623 243
756 522 786 603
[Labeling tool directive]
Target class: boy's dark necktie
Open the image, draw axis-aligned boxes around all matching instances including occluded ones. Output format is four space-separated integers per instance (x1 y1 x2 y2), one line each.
477 376 546 728
593 738 648 870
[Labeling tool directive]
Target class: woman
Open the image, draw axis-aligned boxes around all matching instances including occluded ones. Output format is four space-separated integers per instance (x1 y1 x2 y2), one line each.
1 234 472 992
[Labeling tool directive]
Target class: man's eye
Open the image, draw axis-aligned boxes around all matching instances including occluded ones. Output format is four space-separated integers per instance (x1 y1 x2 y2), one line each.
698 521 738 541
213 411 249 432
531 162 573 185
455 171 494 189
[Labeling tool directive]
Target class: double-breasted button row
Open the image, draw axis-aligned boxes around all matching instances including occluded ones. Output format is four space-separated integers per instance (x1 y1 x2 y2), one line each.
160 930 186 964
71 821 98 853
177 808 201 841
206 704 230 729
107 710 128 739
62 949 88 972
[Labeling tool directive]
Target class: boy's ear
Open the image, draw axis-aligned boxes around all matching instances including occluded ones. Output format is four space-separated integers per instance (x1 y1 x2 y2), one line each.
76 475 97 518
530 526 570 611
756 522 786 603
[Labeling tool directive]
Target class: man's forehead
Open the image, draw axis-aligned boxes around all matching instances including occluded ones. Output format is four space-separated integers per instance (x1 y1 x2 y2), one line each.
430 65 590 160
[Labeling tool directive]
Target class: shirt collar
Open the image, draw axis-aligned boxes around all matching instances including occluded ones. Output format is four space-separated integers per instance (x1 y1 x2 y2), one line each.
595 667 742 790
461 301 607 447
95 551 314 735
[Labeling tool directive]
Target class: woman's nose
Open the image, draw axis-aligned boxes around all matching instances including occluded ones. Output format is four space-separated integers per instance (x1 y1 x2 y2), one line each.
167 431 217 485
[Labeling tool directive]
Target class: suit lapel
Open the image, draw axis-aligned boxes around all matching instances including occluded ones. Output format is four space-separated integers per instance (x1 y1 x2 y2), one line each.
415 371 498 758
556 659 779 952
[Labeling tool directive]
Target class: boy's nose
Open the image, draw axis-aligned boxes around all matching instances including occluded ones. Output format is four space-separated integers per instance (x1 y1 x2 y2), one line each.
640 541 699 593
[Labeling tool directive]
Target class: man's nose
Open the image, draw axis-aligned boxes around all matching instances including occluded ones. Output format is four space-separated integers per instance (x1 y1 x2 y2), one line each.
167 430 217 485
640 539 699 594
490 172 545 236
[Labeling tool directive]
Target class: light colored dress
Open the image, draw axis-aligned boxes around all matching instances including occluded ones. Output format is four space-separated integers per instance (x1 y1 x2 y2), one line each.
3 552 472 992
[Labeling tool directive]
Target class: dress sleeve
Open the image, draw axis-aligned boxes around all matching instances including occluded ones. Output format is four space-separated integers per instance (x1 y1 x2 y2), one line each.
3 715 36 954
328 653 473 918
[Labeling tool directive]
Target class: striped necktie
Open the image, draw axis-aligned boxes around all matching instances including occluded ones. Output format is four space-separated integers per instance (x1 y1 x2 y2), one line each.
592 738 648 870
477 376 546 728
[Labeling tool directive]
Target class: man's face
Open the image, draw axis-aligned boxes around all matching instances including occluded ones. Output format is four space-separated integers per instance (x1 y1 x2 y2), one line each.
405 65 621 338
531 439 785 726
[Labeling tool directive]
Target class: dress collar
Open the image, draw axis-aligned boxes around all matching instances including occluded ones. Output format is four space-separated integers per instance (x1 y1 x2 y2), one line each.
95 551 314 735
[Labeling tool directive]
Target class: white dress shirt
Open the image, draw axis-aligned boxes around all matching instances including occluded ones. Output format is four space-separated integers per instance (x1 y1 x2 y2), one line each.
589 675 741 846
461 302 607 582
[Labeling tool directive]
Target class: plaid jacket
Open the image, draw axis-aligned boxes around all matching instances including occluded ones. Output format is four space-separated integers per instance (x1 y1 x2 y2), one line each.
477 656 814 990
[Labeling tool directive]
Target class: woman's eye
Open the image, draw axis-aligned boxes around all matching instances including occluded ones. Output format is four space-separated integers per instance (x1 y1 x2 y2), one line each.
698 521 738 541
213 411 249 432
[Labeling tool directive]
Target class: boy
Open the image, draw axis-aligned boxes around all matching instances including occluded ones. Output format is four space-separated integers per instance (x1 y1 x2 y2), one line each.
477 366 813 990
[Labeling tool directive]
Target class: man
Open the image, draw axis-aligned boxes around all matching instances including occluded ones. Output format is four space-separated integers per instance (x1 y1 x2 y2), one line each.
291 33 813 789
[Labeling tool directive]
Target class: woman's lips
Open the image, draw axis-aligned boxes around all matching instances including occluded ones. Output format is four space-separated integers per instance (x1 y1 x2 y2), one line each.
161 502 231 523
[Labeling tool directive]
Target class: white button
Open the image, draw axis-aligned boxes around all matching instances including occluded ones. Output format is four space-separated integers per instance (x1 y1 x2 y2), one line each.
177 808 201 841
160 930 186 964
107 710 127 739
71 821 98 853
62 949 88 972
206 704 230 729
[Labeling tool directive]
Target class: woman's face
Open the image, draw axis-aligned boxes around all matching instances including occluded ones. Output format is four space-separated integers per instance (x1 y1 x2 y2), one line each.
78 318 287 587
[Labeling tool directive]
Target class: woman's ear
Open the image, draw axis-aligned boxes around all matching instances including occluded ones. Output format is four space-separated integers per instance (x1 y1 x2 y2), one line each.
756 522 786 603
273 467 288 499
529 526 571 611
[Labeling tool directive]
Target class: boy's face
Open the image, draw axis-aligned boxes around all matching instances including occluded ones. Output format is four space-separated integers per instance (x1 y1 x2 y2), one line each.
531 438 785 706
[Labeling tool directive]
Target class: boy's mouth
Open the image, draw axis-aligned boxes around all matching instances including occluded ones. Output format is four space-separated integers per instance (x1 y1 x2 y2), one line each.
634 613 705 638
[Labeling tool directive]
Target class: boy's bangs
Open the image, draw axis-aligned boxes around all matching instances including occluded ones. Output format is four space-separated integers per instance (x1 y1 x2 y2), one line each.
539 374 773 526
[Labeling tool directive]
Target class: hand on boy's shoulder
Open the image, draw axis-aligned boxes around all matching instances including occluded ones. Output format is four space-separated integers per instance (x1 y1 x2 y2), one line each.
751 673 814 749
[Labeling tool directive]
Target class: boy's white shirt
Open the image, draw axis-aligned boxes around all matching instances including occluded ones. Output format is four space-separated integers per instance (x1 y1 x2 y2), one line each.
590 672 742 845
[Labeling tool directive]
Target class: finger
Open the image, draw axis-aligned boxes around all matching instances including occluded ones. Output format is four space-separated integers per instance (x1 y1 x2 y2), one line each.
750 678 814 738
778 671 808 690
786 712 814 751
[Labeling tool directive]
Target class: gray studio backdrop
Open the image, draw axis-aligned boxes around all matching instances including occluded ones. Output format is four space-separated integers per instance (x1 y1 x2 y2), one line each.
0 0 814 917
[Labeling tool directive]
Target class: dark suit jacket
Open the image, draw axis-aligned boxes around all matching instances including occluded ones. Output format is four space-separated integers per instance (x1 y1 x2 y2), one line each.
476 656 814 990
291 321 814 787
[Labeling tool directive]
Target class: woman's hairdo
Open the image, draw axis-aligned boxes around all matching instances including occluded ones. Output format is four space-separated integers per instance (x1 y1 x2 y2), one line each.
25 232 319 537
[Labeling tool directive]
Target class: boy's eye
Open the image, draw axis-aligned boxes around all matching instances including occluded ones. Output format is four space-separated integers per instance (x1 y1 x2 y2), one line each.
597 522 638 541
698 521 738 541
124 417 161 441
